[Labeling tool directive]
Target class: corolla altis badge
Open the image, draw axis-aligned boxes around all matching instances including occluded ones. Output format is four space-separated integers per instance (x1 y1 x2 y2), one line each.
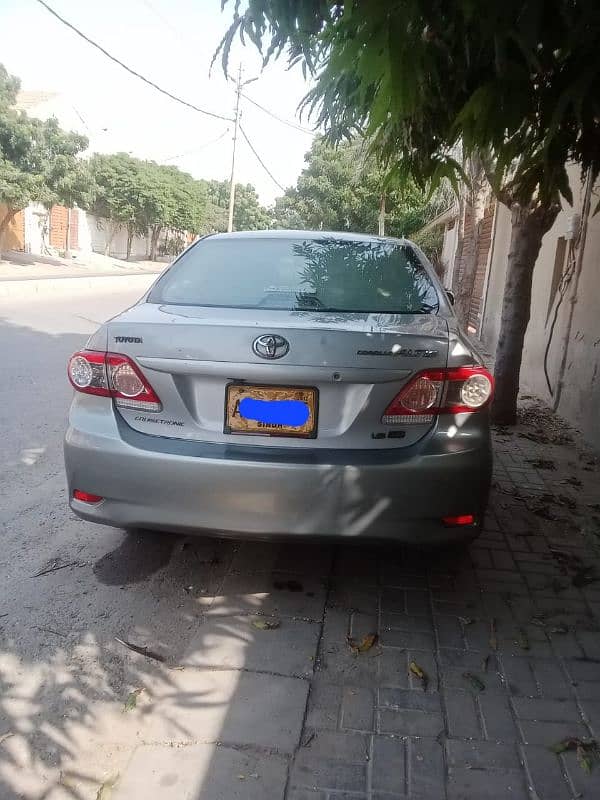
252 334 289 359
357 348 438 358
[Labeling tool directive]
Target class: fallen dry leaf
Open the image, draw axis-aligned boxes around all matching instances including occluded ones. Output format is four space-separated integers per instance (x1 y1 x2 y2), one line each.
463 672 485 692
549 738 599 772
123 688 144 713
577 743 593 774
347 633 378 654
409 660 429 691
96 774 119 800
114 637 166 663
251 617 280 631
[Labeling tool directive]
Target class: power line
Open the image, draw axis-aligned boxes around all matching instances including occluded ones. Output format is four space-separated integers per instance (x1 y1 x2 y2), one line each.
162 128 231 162
34 0 233 122
239 124 286 192
138 0 190 46
241 92 315 135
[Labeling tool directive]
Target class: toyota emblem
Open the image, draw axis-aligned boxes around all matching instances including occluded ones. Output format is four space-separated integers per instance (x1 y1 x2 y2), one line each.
252 334 289 359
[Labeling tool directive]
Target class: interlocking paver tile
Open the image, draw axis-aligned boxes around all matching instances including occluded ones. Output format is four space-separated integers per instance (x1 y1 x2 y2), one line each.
408 736 446 798
380 611 434 634
446 741 528 800
444 688 482 738
562 749 600 798
512 696 582 722
479 692 520 741
440 649 504 692
340 686 375 732
305 681 342 730
521 744 573 800
289 731 368 794
380 628 435 650
371 735 405 795
519 719 590 746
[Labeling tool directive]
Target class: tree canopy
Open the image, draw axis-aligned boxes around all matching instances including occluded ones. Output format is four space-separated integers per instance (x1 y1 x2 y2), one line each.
221 1 600 207
220 1 600 423
273 137 450 245
89 153 208 258
0 65 89 233
202 179 271 232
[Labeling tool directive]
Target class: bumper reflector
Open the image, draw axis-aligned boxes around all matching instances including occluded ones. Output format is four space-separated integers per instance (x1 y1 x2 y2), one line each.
73 490 103 504
442 514 475 527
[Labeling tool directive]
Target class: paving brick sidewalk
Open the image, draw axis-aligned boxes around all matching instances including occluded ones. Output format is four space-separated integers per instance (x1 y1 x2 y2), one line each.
101 399 600 800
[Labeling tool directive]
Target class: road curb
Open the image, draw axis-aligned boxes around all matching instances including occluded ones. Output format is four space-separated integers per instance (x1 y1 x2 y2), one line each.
0 272 159 300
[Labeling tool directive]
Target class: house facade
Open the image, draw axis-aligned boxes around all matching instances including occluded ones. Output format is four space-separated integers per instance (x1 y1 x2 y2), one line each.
438 167 600 449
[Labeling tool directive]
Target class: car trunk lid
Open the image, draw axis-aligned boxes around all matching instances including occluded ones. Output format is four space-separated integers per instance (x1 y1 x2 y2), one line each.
107 303 449 449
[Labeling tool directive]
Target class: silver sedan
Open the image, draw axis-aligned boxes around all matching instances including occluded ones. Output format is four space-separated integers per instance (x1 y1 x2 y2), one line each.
64 230 493 544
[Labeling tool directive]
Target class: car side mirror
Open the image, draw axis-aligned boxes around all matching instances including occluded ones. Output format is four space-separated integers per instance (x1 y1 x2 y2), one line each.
445 289 455 305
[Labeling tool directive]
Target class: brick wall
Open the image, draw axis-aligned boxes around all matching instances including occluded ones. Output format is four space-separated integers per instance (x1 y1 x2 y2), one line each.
49 205 79 250
0 204 26 251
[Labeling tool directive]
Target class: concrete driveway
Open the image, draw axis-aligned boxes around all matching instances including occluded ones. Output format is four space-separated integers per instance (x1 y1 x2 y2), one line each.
1 283 599 799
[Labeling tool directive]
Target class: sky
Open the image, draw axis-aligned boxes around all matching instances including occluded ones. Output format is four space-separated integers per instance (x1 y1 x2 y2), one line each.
0 0 316 205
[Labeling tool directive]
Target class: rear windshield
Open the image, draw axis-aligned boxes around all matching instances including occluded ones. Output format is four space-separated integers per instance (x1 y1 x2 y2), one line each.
149 236 440 314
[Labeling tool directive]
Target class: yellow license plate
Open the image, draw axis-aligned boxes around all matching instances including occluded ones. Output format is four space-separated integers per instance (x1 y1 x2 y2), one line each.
224 384 318 438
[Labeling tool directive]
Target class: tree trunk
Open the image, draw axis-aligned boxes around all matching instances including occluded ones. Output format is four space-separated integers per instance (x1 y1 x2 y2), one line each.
104 221 119 257
150 226 162 261
491 203 560 425
126 226 134 260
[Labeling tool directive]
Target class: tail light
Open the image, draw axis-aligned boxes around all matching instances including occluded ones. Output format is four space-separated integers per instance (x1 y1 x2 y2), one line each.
442 514 476 527
73 490 103 504
382 367 493 423
68 350 162 412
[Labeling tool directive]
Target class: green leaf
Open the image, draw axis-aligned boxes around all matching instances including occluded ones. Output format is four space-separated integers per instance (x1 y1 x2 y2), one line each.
251 617 280 630
123 688 143 713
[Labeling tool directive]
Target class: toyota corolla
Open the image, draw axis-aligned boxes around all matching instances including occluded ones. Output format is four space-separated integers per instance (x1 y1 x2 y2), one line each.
64 230 493 544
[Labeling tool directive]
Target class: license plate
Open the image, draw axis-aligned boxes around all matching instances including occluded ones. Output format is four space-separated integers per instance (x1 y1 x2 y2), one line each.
224 383 318 438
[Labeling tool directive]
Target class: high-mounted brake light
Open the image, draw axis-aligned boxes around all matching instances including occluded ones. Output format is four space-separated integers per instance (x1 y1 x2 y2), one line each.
67 351 162 412
382 367 493 423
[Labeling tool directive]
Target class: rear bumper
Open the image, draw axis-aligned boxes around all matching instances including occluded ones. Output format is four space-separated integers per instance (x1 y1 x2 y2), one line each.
64 408 492 543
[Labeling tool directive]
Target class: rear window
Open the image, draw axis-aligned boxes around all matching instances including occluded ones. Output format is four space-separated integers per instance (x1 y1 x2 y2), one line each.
149 236 440 314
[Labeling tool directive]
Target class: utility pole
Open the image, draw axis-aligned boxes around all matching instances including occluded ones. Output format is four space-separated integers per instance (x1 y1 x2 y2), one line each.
378 191 386 237
227 64 243 233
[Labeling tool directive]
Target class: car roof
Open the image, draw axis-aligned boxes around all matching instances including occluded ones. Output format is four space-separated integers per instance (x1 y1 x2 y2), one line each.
206 229 410 245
